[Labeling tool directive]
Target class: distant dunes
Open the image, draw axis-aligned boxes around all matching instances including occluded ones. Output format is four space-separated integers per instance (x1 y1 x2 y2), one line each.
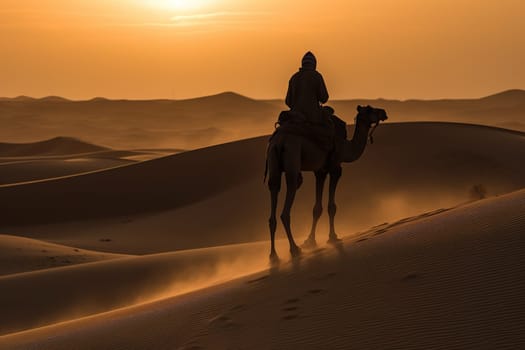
479 89 525 104
0 138 175 186
329 89 525 131
1 90 523 150
0 137 108 157
1 89 523 104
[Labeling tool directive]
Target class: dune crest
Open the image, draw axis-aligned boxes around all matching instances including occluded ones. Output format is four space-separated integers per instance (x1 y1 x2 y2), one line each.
0 234 127 276
0 137 108 157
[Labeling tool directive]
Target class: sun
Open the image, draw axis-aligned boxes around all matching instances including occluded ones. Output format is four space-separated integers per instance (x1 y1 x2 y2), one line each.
145 0 213 11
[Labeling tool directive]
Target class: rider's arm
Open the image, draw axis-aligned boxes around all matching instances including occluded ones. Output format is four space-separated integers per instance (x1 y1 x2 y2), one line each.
318 74 329 104
285 78 294 108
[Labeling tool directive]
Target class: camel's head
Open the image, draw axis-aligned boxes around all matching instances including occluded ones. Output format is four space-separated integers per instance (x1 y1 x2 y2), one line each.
356 105 389 126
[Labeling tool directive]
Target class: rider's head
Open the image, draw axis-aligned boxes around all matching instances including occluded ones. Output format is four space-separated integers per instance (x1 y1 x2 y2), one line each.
301 51 317 70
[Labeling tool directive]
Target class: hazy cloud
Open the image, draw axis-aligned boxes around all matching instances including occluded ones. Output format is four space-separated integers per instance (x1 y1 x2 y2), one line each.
117 11 269 30
169 11 268 27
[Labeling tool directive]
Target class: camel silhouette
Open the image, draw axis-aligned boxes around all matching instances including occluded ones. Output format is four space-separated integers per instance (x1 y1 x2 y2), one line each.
266 105 388 262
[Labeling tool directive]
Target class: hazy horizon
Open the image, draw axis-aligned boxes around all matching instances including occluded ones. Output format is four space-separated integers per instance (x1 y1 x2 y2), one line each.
2 0 524 100
1 88 524 102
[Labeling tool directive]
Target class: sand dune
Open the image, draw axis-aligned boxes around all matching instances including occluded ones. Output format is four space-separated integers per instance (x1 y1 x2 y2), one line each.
329 89 525 132
2 122 524 255
0 133 264 226
0 235 126 276
0 240 277 335
1 188 524 349
1 90 523 151
0 136 108 157
0 138 174 185
0 92 279 150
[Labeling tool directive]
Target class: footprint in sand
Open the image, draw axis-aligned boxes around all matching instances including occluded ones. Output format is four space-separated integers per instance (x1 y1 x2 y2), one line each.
281 306 300 320
282 314 299 320
307 288 326 296
281 298 302 320
313 272 337 281
282 306 298 312
284 298 300 304
401 272 421 282
208 314 237 329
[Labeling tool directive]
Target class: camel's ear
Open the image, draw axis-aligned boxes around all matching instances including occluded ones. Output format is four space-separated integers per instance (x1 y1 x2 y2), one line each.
357 105 363 112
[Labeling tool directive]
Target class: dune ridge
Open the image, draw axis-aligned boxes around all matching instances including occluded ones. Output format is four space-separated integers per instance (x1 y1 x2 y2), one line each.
0 137 108 157
0 158 137 186
0 137 173 185
0 234 127 276
1 122 524 256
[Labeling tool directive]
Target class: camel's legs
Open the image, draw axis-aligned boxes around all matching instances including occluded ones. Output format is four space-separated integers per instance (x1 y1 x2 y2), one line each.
269 188 279 260
281 170 301 257
328 166 342 243
268 167 281 261
303 170 327 248
267 142 282 262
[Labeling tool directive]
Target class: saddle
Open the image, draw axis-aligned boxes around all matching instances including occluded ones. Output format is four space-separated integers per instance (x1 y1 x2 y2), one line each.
271 106 345 153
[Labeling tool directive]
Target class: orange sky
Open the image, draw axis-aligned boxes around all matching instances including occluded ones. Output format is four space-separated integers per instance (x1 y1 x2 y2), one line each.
1 0 524 100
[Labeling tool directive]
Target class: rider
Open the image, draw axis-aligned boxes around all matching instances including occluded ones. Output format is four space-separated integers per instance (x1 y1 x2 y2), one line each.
285 51 329 124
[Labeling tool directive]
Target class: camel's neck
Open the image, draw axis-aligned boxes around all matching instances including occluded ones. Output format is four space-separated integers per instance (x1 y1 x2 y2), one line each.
342 117 371 163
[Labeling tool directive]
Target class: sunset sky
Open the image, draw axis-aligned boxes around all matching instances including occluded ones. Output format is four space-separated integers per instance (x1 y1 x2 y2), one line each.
2 0 524 100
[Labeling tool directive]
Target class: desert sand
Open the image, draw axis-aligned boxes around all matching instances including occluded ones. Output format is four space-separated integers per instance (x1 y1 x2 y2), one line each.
0 187 524 349
0 109 524 348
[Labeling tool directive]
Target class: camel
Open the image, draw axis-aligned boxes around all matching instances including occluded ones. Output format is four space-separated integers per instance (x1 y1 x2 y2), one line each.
266 105 388 262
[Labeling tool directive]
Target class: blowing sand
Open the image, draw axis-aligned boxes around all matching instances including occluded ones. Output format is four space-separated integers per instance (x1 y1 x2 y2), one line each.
0 121 524 349
1 188 524 349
